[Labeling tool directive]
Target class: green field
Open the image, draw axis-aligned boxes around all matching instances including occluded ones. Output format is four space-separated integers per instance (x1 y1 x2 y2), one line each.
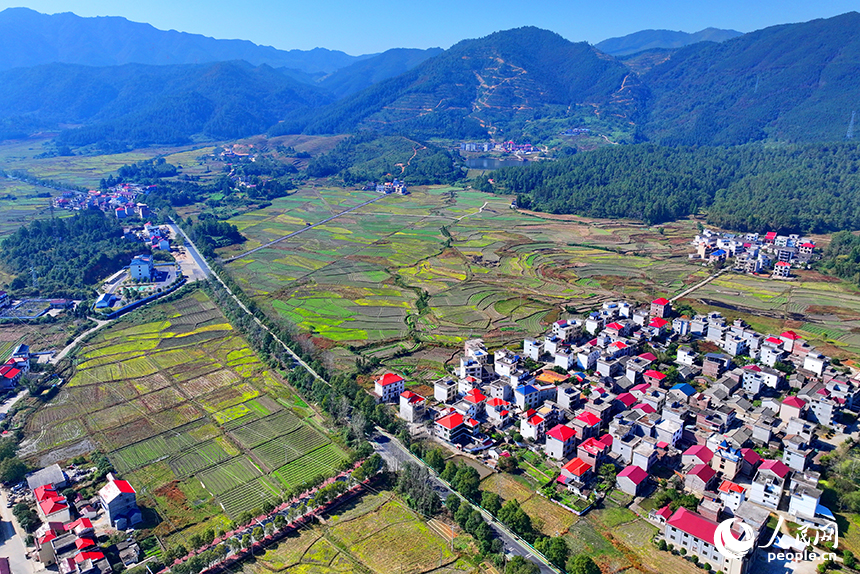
19 289 351 548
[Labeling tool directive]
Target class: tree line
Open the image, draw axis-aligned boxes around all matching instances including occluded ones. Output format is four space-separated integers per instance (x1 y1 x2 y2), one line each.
488 142 860 233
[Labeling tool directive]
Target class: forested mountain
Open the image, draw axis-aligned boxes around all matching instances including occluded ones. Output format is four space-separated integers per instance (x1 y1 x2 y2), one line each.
0 61 331 148
0 7 370 73
285 27 642 141
489 143 860 233
595 28 742 56
318 48 444 99
639 12 860 145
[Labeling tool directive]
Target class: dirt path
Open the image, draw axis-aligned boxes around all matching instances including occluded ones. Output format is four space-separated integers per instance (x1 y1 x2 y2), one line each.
670 268 729 302
51 319 112 364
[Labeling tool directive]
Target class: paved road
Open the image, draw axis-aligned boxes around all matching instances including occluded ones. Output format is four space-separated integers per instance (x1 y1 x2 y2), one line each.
168 223 211 279
0 489 35 574
369 430 560 574
169 218 328 385
223 194 387 263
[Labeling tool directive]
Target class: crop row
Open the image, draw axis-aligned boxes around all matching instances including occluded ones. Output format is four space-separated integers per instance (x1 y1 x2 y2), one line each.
167 440 232 477
272 444 348 490
218 476 282 519
198 456 263 495
228 410 302 449
251 425 329 472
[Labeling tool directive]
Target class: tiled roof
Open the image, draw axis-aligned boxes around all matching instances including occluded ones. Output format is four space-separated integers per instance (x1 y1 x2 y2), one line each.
618 464 647 485
684 444 714 463
667 507 719 543
760 459 790 478
377 372 405 387
546 424 577 442
718 480 746 494
645 369 666 380
638 352 657 362
781 331 800 340
436 412 464 430
576 411 601 426
782 396 806 409
652 298 670 306
464 388 487 403
741 448 762 464
561 457 592 477
633 403 656 413
649 317 669 328
616 393 636 407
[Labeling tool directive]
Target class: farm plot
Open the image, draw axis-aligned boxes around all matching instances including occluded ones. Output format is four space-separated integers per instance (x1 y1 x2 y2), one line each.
217 475 282 519
273 443 348 490
197 456 263 495
251 425 330 472
111 423 206 473
229 410 303 449
168 440 233 477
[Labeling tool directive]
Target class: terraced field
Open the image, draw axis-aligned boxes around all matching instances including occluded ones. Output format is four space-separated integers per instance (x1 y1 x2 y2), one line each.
20 289 351 548
220 186 713 374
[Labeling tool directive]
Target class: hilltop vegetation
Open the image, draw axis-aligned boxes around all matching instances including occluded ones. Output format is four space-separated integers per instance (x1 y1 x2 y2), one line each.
490 143 860 232
289 26 641 141
0 209 145 297
639 12 860 145
306 133 465 185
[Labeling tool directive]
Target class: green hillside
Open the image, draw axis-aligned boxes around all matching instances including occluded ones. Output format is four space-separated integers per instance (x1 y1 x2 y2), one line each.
290 27 643 141
640 12 860 145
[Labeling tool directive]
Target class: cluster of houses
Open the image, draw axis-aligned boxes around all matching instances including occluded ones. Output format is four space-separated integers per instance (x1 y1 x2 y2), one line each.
25 464 142 573
53 185 152 219
691 228 817 278
459 141 536 154
363 179 409 195
124 223 171 251
0 344 30 389
373 295 857 574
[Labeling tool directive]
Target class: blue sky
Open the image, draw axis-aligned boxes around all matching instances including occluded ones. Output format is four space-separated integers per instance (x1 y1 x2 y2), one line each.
2 1 857 54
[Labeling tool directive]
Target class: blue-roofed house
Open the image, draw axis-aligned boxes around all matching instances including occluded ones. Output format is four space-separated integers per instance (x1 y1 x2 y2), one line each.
514 384 541 410
670 383 696 403
129 254 154 280
95 293 115 309
708 249 728 264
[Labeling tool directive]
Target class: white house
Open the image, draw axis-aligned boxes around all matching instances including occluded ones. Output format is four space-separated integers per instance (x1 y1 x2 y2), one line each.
374 373 405 402
99 474 141 529
399 391 426 422
545 424 577 460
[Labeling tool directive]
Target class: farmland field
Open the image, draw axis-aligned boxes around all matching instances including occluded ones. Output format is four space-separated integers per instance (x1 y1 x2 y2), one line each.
19 288 353 548
239 491 470 574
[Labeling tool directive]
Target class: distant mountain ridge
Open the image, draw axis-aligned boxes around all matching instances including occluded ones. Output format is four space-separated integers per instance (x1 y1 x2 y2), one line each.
596 27 743 56
0 7 371 73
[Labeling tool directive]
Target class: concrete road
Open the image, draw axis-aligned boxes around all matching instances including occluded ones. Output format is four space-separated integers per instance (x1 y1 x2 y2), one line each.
168 223 210 279
0 489 36 573
51 319 112 365
369 430 560 574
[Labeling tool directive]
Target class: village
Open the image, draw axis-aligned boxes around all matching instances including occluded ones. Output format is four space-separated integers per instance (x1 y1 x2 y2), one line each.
691 228 818 279
372 295 857 574
52 185 153 220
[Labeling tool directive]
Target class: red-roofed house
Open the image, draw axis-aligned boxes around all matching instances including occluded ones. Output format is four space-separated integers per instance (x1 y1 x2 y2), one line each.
38 496 71 523
664 507 749 572
399 390 426 422
780 331 802 354
572 410 602 440
799 242 815 256
0 365 21 387
773 260 791 278
765 231 777 243
682 444 714 467
617 464 648 496
615 392 636 410
644 369 667 387
651 297 671 318
521 414 545 441
632 402 656 414
685 463 717 493
577 436 610 468
435 412 469 443
648 317 670 335
486 397 513 426
546 424 578 460
558 457 593 491
750 460 790 509
718 480 747 512
463 388 488 413
651 504 673 524
740 448 762 477
779 396 807 423
99 474 141 528
375 372 405 402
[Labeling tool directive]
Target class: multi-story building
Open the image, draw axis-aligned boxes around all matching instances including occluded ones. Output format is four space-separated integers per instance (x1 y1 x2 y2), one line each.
374 372 405 402
99 474 141 528
663 507 751 574
545 424 578 460
749 459 790 509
